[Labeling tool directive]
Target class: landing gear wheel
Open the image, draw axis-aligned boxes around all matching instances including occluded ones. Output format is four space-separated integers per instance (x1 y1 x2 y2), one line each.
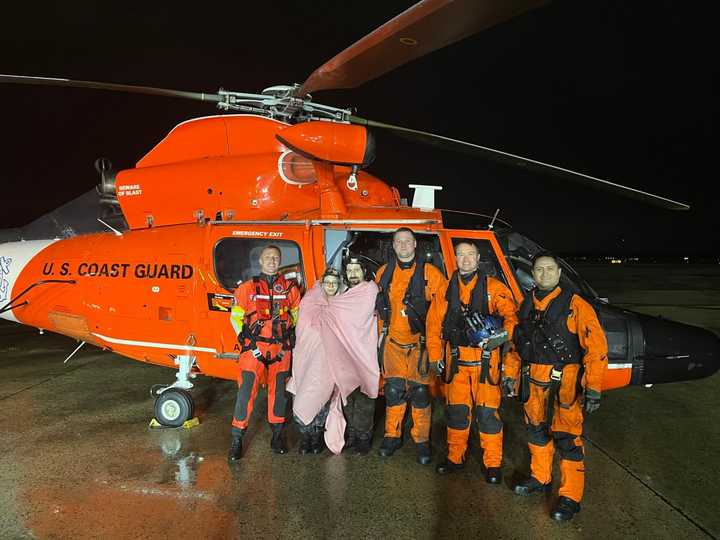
154 388 195 427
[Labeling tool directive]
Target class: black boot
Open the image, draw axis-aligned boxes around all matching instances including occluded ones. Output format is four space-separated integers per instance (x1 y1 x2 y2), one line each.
353 432 372 456
416 442 432 465
484 467 503 485
436 458 465 475
228 431 244 462
550 496 581 521
298 432 312 455
310 427 324 454
377 437 402 458
513 476 552 496
270 423 288 454
345 427 357 451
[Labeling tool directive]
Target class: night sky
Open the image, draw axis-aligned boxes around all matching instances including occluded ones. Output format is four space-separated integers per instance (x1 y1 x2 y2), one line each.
0 1 716 255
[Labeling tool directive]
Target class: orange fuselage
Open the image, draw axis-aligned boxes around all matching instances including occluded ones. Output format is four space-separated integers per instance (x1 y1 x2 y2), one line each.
0 115 632 391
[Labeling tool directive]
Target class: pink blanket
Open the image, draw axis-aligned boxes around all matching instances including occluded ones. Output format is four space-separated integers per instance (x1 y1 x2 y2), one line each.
287 280 380 454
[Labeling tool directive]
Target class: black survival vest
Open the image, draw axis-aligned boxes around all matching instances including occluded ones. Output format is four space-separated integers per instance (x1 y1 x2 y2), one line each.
376 256 428 335
441 270 489 349
515 286 584 425
441 271 503 385
516 286 582 366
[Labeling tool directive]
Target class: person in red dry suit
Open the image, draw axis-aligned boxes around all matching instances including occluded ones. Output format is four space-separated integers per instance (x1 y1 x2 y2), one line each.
228 244 300 461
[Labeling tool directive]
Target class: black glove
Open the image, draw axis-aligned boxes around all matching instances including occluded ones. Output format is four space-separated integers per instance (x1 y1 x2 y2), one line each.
501 377 517 398
584 389 601 414
429 360 444 375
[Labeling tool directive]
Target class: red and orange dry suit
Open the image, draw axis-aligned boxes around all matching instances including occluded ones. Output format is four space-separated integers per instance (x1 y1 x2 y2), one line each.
428 272 521 468
375 261 446 443
230 274 300 433
519 286 607 504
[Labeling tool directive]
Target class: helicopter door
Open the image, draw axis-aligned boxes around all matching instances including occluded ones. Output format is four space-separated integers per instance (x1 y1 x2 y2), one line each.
199 225 310 379
440 230 523 302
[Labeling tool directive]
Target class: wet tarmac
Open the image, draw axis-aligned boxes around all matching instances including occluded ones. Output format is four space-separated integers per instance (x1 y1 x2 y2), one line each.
1 264 718 539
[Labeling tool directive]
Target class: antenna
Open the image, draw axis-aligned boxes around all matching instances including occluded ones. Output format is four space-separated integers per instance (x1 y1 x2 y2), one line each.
488 208 500 230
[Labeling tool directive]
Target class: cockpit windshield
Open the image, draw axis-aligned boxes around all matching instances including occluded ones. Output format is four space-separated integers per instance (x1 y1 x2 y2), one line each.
496 230 598 298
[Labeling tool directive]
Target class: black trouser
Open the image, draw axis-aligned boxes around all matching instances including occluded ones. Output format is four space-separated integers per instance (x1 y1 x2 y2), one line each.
343 387 376 434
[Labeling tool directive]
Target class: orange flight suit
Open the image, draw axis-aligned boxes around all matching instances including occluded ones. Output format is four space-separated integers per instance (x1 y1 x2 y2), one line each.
230 274 300 432
375 261 446 443
428 273 521 468
520 287 607 504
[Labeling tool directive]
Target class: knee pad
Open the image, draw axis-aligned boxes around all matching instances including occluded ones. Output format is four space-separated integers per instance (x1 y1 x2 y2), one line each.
526 422 551 446
384 378 406 407
272 370 290 418
409 383 430 409
446 404 470 430
476 406 503 435
234 371 256 421
554 431 584 461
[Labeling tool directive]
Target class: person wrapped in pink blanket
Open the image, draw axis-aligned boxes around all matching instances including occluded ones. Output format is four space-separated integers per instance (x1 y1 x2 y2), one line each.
288 266 380 455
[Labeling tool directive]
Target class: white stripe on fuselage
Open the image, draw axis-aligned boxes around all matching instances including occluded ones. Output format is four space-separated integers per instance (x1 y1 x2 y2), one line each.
92 333 217 354
0 239 58 322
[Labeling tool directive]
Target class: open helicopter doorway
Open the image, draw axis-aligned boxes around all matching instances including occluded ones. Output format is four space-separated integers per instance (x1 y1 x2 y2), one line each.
323 229 448 279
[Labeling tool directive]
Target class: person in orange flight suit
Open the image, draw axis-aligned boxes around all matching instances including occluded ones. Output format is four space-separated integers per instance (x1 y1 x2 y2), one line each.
375 227 447 465
430 241 521 484
512 251 608 522
227 244 301 462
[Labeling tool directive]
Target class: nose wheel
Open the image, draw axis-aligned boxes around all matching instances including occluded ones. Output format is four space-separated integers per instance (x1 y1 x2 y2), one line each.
151 353 198 427
154 388 195 427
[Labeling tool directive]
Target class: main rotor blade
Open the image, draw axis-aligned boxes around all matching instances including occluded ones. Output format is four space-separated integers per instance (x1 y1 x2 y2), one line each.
0 74 222 103
351 116 690 211
300 0 546 96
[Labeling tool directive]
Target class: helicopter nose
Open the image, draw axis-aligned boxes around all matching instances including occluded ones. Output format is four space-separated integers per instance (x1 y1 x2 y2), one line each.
637 312 720 384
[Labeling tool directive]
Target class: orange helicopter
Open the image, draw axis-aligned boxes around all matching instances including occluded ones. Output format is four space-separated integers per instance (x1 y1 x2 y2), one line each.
0 0 717 427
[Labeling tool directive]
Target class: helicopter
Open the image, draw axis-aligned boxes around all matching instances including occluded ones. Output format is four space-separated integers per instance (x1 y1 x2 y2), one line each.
0 0 717 427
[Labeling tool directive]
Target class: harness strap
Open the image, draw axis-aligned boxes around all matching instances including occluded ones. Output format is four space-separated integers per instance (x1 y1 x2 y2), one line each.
385 337 429 377
417 335 429 377
457 360 483 367
259 350 286 367
545 364 584 432
519 364 531 403
528 376 551 388
388 338 417 350
451 346 501 386
442 347 459 384
545 365 564 429
377 327 388 373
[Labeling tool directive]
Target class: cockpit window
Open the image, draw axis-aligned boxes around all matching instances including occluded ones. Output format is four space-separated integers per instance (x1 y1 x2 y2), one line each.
214 238 304 292
498 231 597 298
